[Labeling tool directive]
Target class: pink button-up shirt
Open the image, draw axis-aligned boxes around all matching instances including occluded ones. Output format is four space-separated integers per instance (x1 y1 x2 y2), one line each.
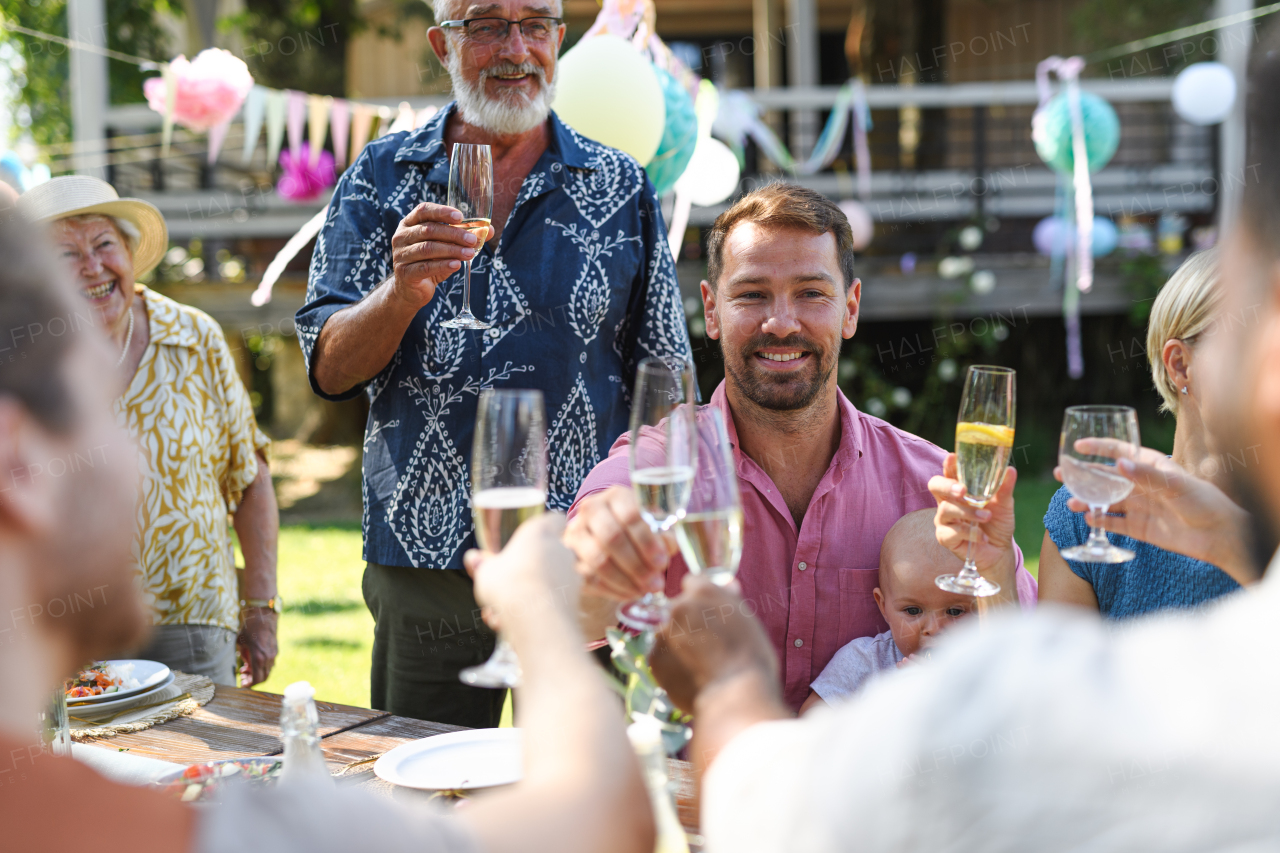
571 381 1037 711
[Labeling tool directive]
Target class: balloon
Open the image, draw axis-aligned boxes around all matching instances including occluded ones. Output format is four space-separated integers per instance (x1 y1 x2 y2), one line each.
1172 62 1237 125
645 66 698 195
1033 216 1118 257
1032 91 1120 174
838 199 874 250
552 34 665 166
675 137 740 207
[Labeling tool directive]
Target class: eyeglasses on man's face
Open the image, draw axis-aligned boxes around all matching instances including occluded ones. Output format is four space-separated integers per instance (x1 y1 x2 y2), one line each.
440 17 563 45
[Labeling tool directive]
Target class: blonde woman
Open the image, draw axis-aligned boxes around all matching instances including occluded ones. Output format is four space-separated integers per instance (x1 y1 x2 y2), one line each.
1038 248 1255 616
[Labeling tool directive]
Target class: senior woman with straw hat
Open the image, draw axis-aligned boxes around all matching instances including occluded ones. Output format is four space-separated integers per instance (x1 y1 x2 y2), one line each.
18 176 279 686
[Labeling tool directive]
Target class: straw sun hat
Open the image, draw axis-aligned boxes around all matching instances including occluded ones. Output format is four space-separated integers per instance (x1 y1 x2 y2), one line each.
18 175 168 275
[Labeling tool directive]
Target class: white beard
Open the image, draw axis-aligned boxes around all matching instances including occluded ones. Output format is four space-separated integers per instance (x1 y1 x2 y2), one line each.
447 50 557 136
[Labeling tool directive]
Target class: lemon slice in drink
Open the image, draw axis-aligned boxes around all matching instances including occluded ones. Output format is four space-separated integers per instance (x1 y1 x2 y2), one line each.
956 422 1015 447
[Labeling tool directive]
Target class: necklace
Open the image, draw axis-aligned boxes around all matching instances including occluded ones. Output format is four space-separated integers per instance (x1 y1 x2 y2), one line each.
115 306 135 369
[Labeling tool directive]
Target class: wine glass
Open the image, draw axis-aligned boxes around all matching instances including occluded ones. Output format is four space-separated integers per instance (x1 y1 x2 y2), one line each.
936 365 1016 597
676 408 743 587
459 388 547 688
617 356 698 630
441 143 493 331
1057 405 1141 563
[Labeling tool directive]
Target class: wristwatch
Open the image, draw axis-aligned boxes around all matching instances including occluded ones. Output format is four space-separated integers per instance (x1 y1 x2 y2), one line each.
240 595 283 614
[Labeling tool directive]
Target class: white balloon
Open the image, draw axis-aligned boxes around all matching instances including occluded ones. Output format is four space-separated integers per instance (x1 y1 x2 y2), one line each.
675 137 740 207
838 200 874 250
1172 62 1237 126
552 35 666 165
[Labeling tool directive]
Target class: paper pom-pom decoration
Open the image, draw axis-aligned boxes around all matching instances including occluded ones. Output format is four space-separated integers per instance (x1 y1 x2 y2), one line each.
1033 215 1118 257
1032 91 1120 175
553 34 665 166
1172 62 1237 125
144 49 254 132
277 143 336 202
645 66 698 196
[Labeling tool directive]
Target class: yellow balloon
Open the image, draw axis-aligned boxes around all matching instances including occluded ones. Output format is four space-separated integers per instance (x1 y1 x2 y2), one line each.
552 34 665 166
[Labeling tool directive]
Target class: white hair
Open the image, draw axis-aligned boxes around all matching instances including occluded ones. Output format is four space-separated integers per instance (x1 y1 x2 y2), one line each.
432 0 563 21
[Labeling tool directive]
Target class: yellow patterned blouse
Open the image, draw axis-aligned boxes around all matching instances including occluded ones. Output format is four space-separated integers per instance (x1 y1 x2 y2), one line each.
115 285 270 633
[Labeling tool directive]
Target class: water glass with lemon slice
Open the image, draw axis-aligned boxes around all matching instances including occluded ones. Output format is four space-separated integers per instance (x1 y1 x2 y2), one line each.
936 365 1016 597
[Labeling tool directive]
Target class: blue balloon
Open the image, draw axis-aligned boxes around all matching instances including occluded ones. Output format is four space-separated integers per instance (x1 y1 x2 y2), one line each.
1033 91 1120 174
644 67 698 196
1033 215 1118 257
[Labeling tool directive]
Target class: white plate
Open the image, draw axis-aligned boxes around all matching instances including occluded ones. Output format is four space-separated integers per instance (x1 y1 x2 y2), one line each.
66 672 176 719
67 659 172 706
374 728 523 791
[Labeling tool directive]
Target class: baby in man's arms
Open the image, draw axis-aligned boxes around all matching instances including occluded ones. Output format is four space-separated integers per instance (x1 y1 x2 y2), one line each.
800 509 976 712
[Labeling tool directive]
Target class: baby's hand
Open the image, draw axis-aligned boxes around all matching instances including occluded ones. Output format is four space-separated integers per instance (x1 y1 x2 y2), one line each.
896 654 918 669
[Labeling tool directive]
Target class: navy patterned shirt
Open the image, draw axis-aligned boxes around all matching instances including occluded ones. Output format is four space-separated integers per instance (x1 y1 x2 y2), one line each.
297 105 692 569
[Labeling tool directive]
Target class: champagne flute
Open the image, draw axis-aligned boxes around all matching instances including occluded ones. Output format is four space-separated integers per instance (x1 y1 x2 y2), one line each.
1058 405 1140 563
617 356 698 630
459 388 547 688
676 408 743 587
936 365 1016 597
441 143 493 331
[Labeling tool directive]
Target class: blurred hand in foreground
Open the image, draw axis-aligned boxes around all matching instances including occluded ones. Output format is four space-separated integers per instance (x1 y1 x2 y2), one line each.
464 512 580 633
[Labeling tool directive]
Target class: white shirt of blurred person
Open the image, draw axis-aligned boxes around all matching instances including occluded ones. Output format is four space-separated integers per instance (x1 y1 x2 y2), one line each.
645 34 1280 852
18 176 278 687
0 219 653 853
802 510 973 711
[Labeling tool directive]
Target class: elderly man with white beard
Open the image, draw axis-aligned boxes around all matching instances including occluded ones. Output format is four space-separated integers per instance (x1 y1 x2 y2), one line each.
298 0 691 727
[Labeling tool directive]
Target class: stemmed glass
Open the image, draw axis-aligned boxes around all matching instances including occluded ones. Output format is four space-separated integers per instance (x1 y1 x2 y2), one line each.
675 408 743 587
936 365 1016 597
1057 405 1141 563
459 389 547 688
441 143 493 331
617 356 698 630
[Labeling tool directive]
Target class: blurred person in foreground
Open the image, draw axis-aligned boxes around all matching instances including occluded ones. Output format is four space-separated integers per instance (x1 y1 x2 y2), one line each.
17 176 278 686
1035 247 1255 616
299 0 690 727
0 216 652 852
567 183 1036 712
647 36 1280 850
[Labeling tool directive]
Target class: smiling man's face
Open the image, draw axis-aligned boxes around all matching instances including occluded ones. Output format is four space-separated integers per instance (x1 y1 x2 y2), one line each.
703 222 860 413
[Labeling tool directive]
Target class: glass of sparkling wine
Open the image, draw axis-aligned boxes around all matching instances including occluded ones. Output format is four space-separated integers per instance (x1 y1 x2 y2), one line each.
676 408 743 587
441 142 493 330
1057 405 1140 563
936 365 1016 597
459 388 547 688
618 356 698 630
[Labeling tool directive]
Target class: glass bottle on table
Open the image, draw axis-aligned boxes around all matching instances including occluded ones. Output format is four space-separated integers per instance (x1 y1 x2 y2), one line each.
280 680 332 786
441 143 493 331
459 389 548 688
676 408 743 588
1057 405 1141 563
936 365 1016 597
617 357 698 631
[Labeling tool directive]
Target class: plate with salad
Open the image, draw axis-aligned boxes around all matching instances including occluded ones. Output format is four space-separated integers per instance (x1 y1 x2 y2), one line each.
65 660 172 706
154 758 283 803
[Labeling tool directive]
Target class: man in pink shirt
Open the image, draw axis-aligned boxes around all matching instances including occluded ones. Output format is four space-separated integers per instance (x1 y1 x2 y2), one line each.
566 183 1036 711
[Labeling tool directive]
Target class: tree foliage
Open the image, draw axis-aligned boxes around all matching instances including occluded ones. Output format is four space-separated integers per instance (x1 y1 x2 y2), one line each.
224 0 361 96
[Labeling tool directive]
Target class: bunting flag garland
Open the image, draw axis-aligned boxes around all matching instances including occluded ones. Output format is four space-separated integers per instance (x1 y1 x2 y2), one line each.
264 88 288 171
307 95 331 167
206 118 231 164
241 85 266 165
349 103 375 166
330 99 350 168
159 62 176 157
286 90 306 160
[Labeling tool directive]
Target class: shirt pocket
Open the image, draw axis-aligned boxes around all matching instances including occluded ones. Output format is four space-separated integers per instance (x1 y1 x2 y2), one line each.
836 567 889 649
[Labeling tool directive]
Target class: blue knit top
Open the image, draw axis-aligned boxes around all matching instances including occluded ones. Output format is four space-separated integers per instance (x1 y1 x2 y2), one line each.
1042 485 1241 619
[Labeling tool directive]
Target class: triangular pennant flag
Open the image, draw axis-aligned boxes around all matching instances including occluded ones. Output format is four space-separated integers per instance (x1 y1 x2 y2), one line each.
330 99 349 168
207 118 231 164
349 103 374 165
265 88 287 168
389 101 416 134
286 90 306 159
241 85 267 165
160 62 176 158
376 106 394 138
307 95 331 167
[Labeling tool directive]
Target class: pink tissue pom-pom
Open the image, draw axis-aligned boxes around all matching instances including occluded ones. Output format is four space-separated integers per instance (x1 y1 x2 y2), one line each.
277 144 336 203
144 49 254 132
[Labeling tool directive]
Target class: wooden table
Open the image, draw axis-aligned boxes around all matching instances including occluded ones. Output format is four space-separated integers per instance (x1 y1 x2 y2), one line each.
81 685 700 841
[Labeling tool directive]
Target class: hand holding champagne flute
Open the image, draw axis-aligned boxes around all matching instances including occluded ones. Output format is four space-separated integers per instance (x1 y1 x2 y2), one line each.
936 365 1016 597
441 143 494 330
460 389 547 688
